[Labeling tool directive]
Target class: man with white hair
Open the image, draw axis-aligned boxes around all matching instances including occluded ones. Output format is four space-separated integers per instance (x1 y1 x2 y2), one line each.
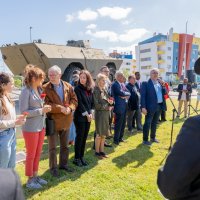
111 71 130 145
141 68 167 146
43 65 78 177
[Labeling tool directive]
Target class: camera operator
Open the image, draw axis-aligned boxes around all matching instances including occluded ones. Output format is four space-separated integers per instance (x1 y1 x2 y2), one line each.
157 115 200 200
177 78 192 118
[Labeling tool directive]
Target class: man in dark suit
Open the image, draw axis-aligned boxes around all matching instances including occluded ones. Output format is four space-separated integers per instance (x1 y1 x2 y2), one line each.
126 75 140 134
141 68 166 146
132 72 143 131
177 78 192 118
111 71 130 145
158 115 200 200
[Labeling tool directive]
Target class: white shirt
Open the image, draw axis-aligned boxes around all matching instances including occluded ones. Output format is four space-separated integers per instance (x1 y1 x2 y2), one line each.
0 96 16 131
181 85 187 101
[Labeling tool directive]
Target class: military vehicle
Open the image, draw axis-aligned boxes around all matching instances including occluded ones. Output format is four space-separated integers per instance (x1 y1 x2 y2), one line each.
0 40 122 81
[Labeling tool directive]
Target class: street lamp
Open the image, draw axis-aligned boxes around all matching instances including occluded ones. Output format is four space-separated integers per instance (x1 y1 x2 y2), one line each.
29 26 32 42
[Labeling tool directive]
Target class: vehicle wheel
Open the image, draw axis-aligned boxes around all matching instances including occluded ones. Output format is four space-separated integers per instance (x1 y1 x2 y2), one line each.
61 65 81 83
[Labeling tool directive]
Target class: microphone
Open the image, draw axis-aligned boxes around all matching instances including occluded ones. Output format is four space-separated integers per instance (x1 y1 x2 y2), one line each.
194 57 200 75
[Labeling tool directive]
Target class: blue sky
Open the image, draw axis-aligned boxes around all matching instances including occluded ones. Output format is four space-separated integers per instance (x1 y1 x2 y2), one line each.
0 0 200 65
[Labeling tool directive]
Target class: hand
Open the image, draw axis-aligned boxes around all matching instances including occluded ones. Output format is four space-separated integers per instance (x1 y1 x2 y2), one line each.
108 99 114 104
109 106 114 111
65 107 71 115
142 108 147 115
87 114 92 122
15 116 26 126
42 105 51 114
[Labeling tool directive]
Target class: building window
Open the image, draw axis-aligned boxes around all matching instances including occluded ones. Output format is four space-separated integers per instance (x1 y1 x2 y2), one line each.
140 57 151 62
168 47 171 51
141 65 152 69
167 56 171 60
140 49 151 53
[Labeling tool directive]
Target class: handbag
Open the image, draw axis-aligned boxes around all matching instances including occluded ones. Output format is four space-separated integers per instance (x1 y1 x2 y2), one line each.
45 115 55 136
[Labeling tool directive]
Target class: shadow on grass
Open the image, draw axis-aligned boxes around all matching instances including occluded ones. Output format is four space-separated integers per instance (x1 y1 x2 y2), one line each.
112 144 153 169
23 135 115 199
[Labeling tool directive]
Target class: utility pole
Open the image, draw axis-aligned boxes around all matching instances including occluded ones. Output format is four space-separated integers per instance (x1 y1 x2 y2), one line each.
29 26 32 42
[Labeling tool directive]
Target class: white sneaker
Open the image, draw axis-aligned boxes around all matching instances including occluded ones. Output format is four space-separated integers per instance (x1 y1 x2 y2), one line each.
26 179 42 189
34 177 48 185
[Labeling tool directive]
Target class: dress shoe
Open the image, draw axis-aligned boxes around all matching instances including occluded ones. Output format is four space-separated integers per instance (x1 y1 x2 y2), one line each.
119 139 126 143
150 138 159 143
113 141 119 145
80 158 89 166
142 141 152 146
104 143 112 147
100 152 109 158
73 159 83 167
50 168 59 177
59 166 74 173
137 128 143 131
95 152 103 159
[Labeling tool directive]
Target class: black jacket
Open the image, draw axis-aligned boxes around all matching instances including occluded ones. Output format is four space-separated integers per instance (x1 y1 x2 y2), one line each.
0 169 24 200
74 84 94 122
126 83 140 111
177 83 192 101
157 115 200 200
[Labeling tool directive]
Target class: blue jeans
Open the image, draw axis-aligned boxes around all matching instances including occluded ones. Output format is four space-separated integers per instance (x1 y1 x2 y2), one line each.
143 104 162 142
0 128 16 168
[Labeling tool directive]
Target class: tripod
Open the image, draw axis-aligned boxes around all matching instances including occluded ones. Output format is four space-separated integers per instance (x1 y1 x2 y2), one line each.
168 96 178 151
188 93 198 117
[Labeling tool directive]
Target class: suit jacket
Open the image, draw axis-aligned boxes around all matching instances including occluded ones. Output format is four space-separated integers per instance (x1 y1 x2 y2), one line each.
74 84 94 122
43 80 78 131
111 81 130 114
141 79 167 113
19 87 44 132
177 83 192 101
135 81 141 93
126 83 140 111
157 115 200 200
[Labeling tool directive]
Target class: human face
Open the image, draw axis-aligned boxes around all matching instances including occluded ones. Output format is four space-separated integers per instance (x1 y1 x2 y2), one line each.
98 78 106 89
48 70 61 85
183 78 188 84
150 70 159 81
117 74 124 83
32 77 44 88
135 73 140 80
129 77 136 85
80 73 87 86
101 68 110 77
3 77 14 94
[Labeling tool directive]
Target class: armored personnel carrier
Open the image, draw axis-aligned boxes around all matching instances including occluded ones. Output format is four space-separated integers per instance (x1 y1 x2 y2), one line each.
0 40 122 81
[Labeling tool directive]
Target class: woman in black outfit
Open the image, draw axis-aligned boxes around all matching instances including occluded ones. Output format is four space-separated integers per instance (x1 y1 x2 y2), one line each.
73 70 94 167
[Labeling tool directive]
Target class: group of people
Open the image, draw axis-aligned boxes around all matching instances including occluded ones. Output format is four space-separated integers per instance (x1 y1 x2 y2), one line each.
0 65 169 191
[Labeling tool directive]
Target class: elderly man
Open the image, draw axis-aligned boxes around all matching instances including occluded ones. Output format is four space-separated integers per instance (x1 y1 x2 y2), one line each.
177 78 192 118
141 68 167 146
43 65 78 177
111 71 130 145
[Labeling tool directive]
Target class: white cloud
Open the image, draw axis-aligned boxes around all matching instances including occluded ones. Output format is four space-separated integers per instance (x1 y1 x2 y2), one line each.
86 30 118 42
86 24 97 29
86 28 149 43
119 28 149 42
78 9 98 21
121 20 131 25
65 14 74 22
97 7 132 20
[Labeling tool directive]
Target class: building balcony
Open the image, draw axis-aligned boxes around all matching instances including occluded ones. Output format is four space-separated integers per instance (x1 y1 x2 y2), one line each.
157 59 165 64
157 50 165 55
156 41 166 46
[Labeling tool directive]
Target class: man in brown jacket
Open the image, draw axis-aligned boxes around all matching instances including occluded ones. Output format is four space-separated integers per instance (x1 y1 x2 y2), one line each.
43 65 78 177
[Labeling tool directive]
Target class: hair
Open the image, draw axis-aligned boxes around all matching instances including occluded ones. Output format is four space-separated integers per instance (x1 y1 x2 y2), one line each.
24 66 45 88
150 68 159 75
72 70 80 75
48 65 62 75
79 70 95 90
128 74 136 81
100 66 109 72
96 73 107 88
135 71 140 75
115 71 124 80
23 64 35 76
0 73 13 115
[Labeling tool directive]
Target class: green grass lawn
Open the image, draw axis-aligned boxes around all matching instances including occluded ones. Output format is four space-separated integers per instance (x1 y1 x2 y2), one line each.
16 99 198 200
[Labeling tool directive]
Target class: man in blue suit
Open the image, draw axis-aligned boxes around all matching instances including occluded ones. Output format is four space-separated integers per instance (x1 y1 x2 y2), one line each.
111 71 130 145
141 68 167 146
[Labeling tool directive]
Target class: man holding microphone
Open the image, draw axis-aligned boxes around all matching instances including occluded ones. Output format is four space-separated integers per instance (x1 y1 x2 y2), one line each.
141 68 167 146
